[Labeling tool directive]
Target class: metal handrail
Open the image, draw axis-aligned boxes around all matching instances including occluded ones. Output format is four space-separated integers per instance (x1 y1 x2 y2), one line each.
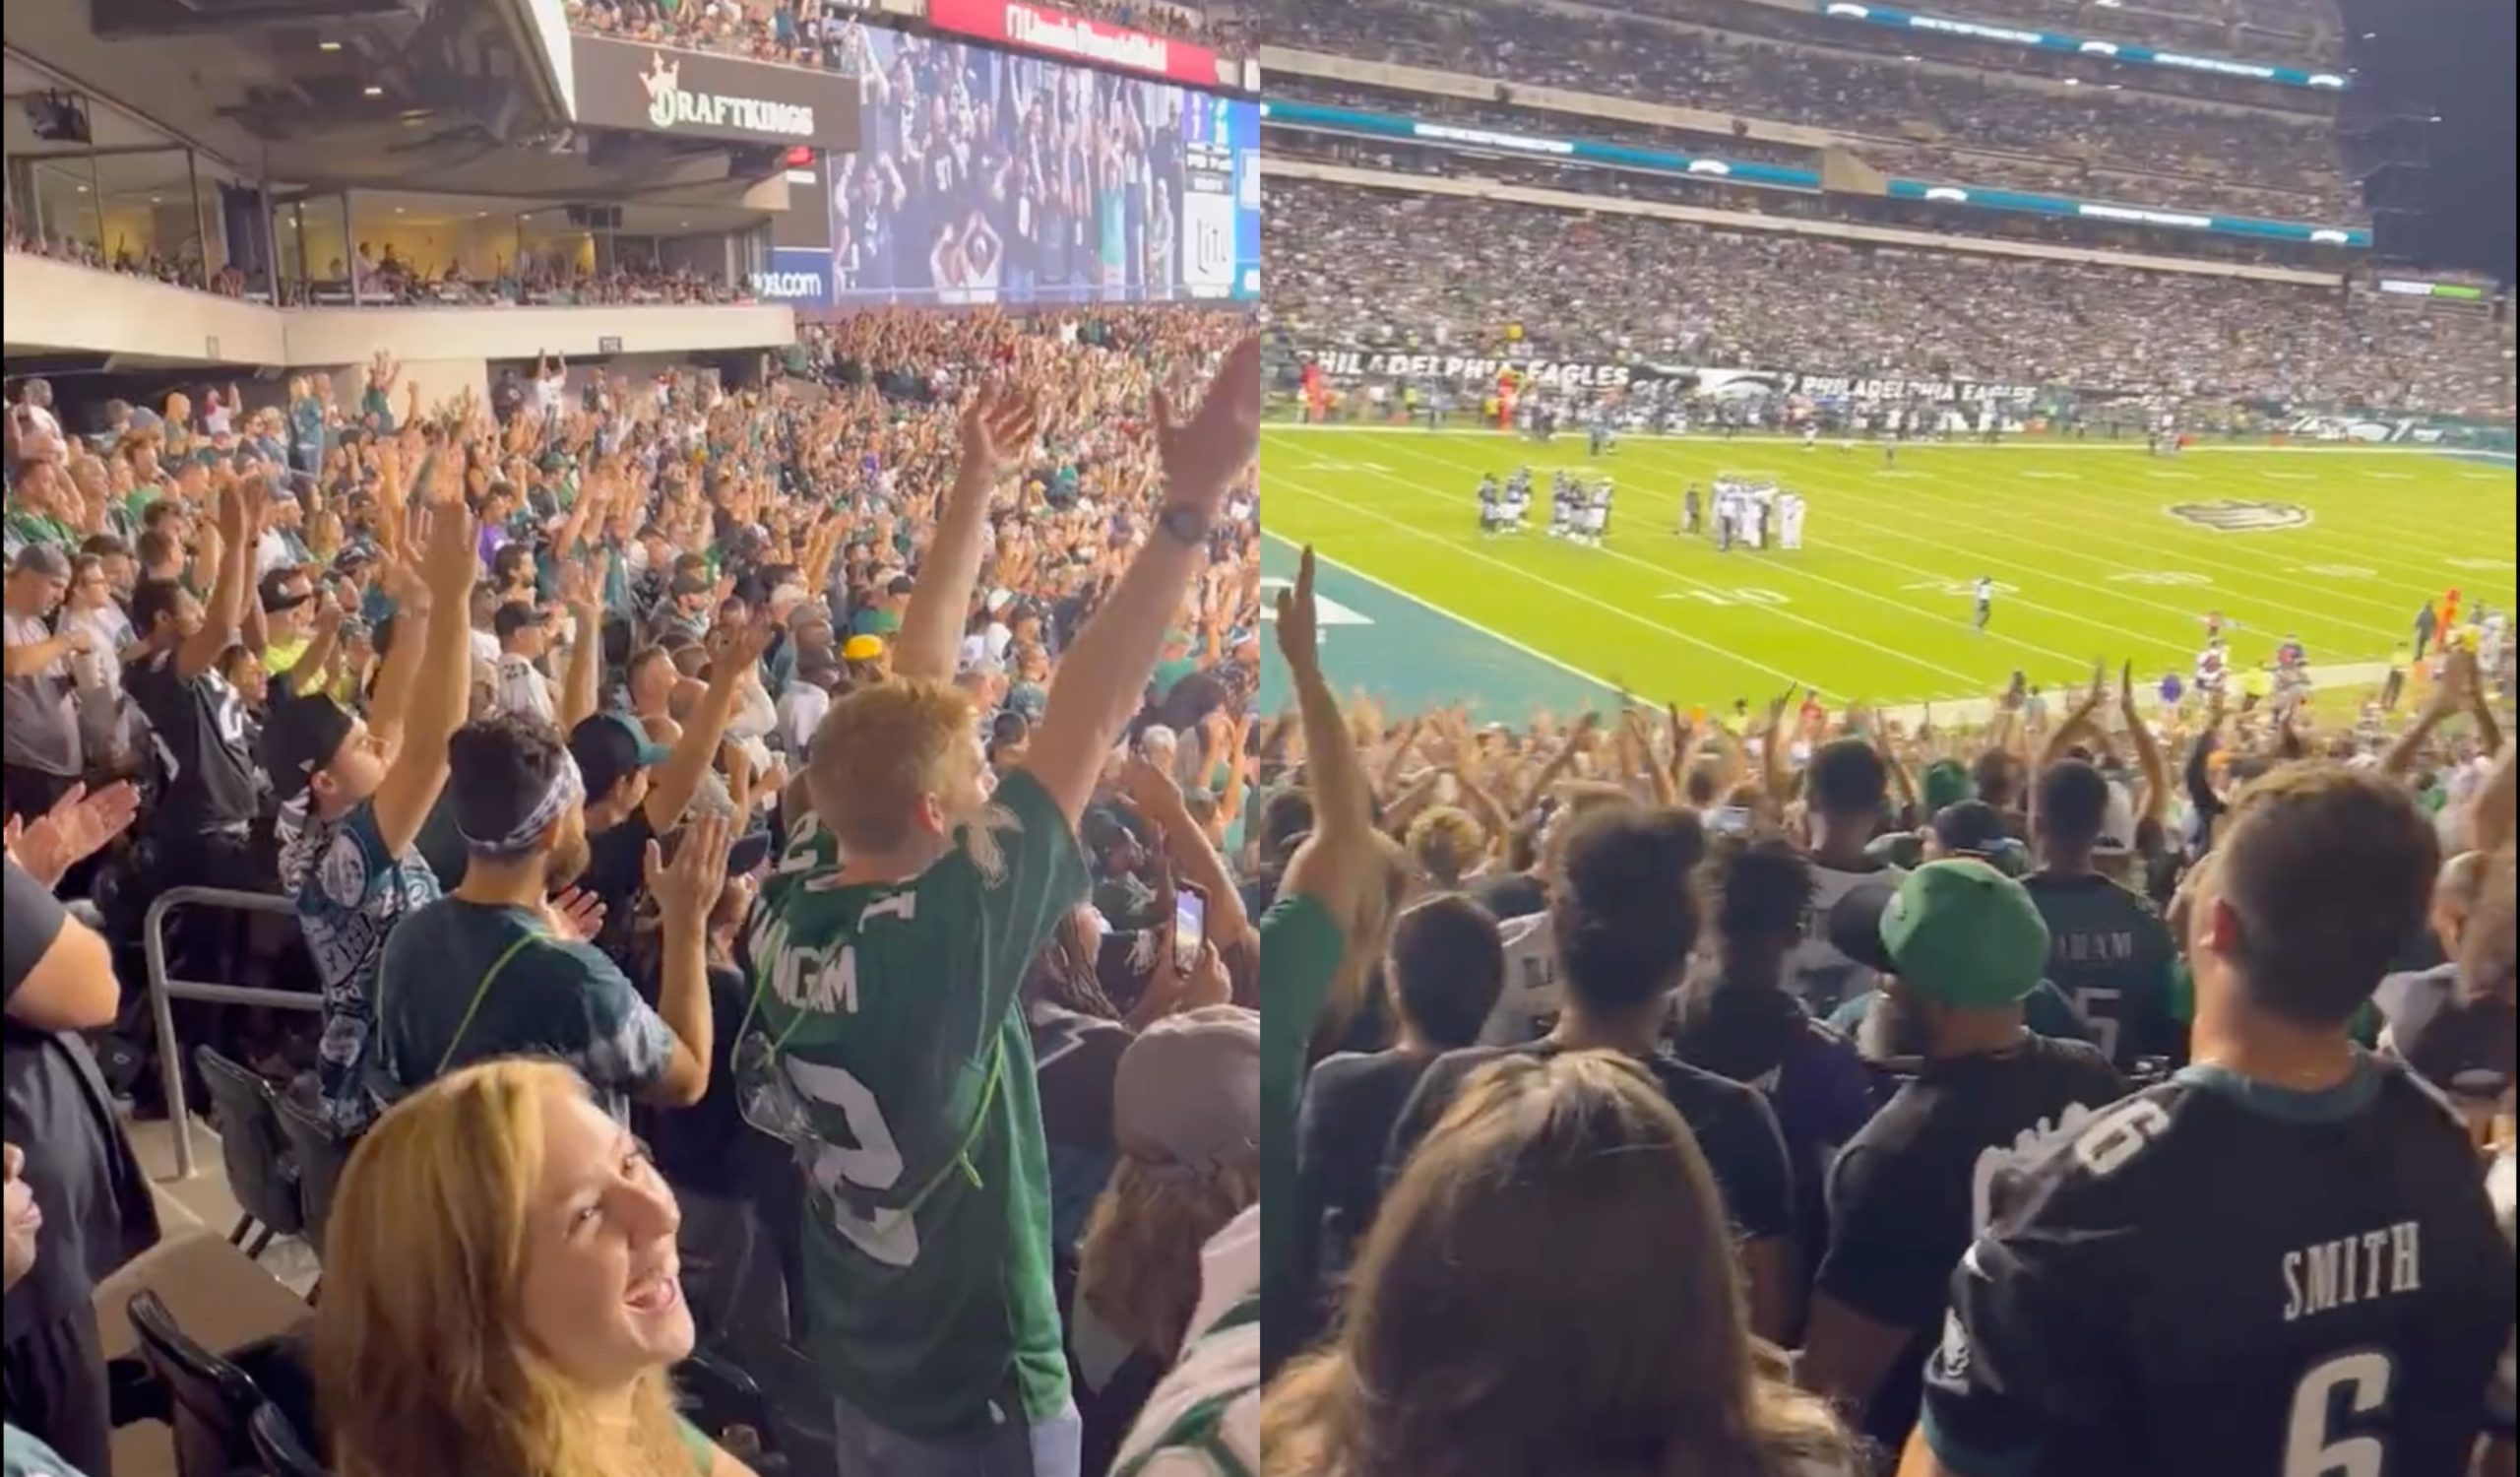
141 886 316 1181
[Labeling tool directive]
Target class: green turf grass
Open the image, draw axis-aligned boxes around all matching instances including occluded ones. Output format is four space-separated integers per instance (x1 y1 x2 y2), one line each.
1263 427 2517 714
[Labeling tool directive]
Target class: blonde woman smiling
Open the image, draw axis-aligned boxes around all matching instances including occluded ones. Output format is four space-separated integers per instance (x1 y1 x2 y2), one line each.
315 1058 755 1477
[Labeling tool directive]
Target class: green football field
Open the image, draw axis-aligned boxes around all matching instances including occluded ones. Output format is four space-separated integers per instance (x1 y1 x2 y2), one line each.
1259 427 2518 719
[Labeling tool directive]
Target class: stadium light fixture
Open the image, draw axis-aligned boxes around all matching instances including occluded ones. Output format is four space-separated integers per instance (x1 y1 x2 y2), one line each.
2063 77 2080 85
1901 53 1919 61
319 39 342 51
362 84 384 96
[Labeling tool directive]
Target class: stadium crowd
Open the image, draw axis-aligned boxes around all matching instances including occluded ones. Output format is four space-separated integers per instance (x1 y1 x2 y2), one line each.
1265 180 2514 418
1258 545 2517 1475
3 211 753 309
1 304 1265 1477
1265 0 2356 217
568 0 1258 69
1268 76 2350 229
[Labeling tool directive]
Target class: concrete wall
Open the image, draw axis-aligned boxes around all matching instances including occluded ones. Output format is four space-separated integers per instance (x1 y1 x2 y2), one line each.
2 255 797 368
1 252 289 363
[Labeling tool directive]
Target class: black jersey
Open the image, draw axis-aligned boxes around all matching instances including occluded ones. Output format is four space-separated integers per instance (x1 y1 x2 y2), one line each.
1388 1041 1795 1247
1919 1055 2511 1477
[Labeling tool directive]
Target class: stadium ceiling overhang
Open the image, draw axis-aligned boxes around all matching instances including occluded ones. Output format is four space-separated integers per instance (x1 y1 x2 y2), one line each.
1260 99 2373 248
1810 1 2347 91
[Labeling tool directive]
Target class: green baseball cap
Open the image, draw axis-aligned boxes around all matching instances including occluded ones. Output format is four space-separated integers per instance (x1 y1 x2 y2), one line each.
1922 758 1974 813
1877 860 2051 1009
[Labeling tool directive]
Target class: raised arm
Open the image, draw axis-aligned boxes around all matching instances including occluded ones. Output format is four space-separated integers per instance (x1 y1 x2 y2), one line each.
177 475 259 681
372 504 480 856
1276 547 1376 889
896 383 1039 682
1023 340 1259 825
2117 663 2169 826
644 617 773 833
558 558 605 735
2384 650 2474 779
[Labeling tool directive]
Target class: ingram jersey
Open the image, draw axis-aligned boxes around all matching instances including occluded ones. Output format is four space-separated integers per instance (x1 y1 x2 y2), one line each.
743 771 1088 1438
1919 1056 2511 1477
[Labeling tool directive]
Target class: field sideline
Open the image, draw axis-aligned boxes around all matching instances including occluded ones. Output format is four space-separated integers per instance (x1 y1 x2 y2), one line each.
1261 426 2518 714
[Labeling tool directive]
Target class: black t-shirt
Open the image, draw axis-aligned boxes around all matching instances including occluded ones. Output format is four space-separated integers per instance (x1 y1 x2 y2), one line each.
638 962 760 1201
3 860 161 1344
126 649 258 833
583 806 657 965
1293 1048 1443 1340
1389 1041 1795 1245
1920 1056 2514 1477
1815 1032 2126 1450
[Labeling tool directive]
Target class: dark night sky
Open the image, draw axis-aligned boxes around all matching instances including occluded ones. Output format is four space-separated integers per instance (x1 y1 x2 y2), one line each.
2336 0 2516 281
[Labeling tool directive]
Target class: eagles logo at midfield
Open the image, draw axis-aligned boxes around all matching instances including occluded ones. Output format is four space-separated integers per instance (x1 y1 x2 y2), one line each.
2166 498 2312 533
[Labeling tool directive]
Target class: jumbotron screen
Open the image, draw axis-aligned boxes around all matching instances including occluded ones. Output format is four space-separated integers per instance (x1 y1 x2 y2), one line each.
811 27 1257 306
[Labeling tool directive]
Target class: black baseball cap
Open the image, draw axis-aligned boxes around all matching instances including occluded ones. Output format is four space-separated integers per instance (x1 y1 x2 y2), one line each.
569 711 671 802
262 690 355 803
493 602 550 640
2394 993 2515 1103
258 567 316 611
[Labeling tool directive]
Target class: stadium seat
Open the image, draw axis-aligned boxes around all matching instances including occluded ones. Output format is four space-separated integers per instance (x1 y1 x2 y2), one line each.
194 1045 303 1259
270 1091 353 1264
247 1402 331 1477
677 1346 779 1468
125 1288 271 1477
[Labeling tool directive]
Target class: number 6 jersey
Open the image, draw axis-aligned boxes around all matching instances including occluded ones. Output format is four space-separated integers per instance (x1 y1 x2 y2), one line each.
1917 1055 2511 1477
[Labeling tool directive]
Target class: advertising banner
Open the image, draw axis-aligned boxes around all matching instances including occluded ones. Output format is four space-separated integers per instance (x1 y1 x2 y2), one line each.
1304 352 1642 390
925 0 1225 89
569 34 862 150
831 27 1257 305
755 247 833 308
1301 354 2043 406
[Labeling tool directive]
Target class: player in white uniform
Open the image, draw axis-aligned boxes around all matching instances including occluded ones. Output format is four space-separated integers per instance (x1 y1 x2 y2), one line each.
1546 472 1576 540
1779 493 1805 550
2195 638 2229 700
1744 492 1767 550
1802 423 1819 451
1578 480 1611 546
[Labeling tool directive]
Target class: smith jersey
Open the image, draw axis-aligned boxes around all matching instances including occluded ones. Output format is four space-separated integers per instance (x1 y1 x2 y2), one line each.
1920 1056 2511 1477
743 771 1088 1438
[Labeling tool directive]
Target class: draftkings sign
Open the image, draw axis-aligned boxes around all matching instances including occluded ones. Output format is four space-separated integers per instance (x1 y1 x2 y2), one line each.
570 34 861 150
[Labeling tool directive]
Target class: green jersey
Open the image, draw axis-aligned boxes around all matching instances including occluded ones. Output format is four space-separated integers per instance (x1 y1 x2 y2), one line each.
2020 871 2177 1070
743 770 1087 1437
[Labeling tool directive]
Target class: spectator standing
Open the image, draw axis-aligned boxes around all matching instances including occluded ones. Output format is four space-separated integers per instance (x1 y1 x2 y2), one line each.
738 349 1254 1476
2 784 157 1477
268 499 480 1132
1267 1053 1861 1477
1797 860 2125 1455
1290 893 1502 1341
2 546 86 823
371 716 722 1124
1388 803 1801 1343
1905 767 2514 1477
1071 1004 1260 1475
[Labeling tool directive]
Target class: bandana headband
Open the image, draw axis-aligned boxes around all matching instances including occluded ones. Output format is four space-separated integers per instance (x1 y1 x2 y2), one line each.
459 752 585 856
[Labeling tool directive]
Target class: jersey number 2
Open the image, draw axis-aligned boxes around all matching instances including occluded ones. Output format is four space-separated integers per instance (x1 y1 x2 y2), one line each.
2284 1352 2391 1477
788 1058 920 1268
